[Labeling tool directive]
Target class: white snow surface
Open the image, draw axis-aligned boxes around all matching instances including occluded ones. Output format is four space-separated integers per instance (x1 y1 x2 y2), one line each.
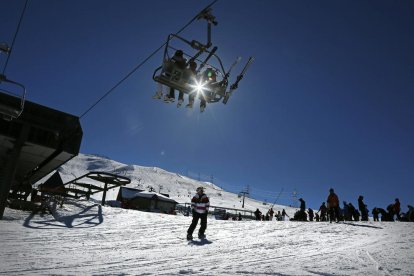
1 154 413 275
1 201 414 275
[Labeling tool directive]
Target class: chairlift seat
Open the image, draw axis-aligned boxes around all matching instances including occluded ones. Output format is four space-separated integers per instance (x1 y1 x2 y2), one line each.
154 60 227 103
0 76 26 120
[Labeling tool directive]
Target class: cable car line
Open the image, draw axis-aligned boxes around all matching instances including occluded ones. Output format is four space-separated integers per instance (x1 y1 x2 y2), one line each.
2 0 29 75
0 0 29 120
79 0 218 119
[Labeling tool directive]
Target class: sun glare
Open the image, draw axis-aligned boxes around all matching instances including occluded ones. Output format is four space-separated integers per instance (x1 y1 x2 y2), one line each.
190 79 206 95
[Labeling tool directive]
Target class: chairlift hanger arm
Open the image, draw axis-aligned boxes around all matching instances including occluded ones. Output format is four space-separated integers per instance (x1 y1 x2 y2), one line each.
223 57 241 81
0 43 10 54
222 57 254 104
229 57 254 91
164 34 193 59
196 7 217 49
194 46 217 73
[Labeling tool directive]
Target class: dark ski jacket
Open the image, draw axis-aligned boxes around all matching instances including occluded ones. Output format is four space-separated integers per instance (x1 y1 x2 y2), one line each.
191 193 210 214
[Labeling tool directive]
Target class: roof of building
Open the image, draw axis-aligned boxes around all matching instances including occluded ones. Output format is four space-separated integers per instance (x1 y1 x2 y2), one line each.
120 187 177 203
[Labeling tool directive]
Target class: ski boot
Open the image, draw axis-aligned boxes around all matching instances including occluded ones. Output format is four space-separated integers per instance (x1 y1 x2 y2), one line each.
186 101 194 108
198 233 206 239
152 91 163 99
186 234 193 241
177 99 184 108
164 95 174 103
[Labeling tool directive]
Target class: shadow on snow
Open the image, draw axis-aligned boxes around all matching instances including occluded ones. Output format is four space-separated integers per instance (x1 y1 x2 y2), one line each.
188 239 213 246
23 202 103 229
342 222 383 229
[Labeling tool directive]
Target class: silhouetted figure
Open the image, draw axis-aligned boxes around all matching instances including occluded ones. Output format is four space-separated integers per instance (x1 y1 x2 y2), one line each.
318 202 327 221
268 208 274 221
393 198 401 220
185 60 198 108
293 198 307 221
165 50 187 102
372 207 379 222
327 188 340 223
274 211 281 221
348 203 360 221
315 212 320 222
386 204 395 221
293 209 308 221
343 201 351 221
378 207 393 221
282 209 289 221
358 195 368 221
407 205 414 222
308 208 314 221
254 208 262 221
299 198 306 212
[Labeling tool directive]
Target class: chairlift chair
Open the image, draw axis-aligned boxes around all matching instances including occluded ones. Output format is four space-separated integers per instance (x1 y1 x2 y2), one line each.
0 41 26 120
0 74 26 121
153 7 253 107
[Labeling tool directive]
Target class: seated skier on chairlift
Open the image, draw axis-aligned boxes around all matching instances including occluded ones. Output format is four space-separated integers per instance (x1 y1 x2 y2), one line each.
197 67 217 112
153 49 186 101
152 7 254 112
185 60 198 108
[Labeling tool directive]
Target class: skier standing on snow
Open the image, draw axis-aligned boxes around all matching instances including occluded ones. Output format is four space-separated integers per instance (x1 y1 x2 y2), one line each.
254 208 262 220
372 207 379 221
327 188 340 223
282 209 289 221
308 208 314 221
187 187 210 240
318 202 327 221
268 208 274 221
358 195 368 221
299 198 306 212
393 198 401 220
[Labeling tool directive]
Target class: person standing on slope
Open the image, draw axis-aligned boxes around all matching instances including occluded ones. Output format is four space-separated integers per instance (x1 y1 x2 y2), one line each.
393 198 401 220
358 195 368 221
327 188 340 223
187 187 210 240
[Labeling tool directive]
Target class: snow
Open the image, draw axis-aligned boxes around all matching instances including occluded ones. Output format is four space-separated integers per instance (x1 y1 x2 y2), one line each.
1 154 414 275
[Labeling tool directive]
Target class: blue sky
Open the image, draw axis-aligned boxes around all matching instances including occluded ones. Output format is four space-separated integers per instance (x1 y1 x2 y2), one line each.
1 0 413 211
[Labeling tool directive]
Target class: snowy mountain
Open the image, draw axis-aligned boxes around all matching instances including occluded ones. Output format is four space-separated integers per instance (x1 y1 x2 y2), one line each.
1 153 413 275
46 153 296 216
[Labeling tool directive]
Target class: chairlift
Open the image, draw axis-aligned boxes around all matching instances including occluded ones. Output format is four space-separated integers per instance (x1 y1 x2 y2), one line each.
0 41 27 120
153 7 254 108
0 74 26 121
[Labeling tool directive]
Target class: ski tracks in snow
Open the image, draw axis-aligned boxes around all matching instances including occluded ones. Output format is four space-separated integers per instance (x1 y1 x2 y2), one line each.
1 203 413 275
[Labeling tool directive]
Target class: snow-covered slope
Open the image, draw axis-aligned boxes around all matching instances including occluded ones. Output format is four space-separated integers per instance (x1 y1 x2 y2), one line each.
1 199 413 275
2 154 414 275
43 153 296 215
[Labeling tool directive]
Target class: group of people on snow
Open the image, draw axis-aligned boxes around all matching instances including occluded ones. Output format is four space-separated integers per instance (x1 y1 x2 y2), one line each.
251 189 412 223
254 208 289 221
185 186 412 241
291 189 412 222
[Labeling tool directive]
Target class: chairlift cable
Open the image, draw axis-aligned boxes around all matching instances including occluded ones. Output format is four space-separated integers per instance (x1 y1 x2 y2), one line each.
2 0 29 75
79 0 218 119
